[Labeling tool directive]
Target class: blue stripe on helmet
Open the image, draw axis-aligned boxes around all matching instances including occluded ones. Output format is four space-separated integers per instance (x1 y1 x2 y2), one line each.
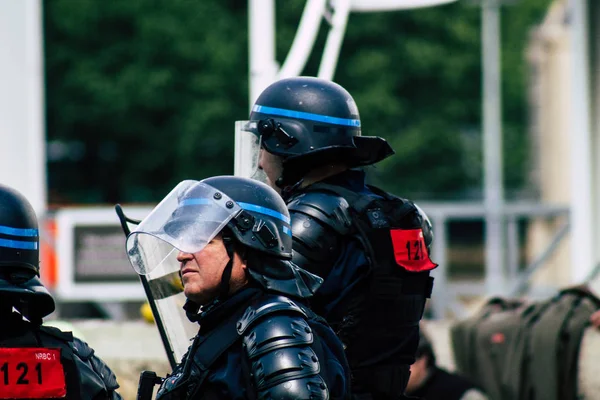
283 226 292 237
0 225 38 237
237 202 291 224
253 105 361 127
180 198 212 206
0 238 38 250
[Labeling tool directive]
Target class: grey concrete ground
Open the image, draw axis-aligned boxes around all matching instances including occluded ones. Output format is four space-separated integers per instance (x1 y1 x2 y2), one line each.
71 320 170 399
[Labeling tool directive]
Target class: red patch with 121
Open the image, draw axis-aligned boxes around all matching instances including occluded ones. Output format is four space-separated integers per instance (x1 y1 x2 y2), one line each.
389 228 437 272
0 348 66 399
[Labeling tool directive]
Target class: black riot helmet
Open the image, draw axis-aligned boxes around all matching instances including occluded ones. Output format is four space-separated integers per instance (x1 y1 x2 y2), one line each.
199 176 292 259
243 76 395 187
0 184 55 319
127 176 322 299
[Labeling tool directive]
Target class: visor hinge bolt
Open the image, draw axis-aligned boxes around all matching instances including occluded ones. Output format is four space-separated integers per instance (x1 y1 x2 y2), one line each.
214 193 222 200
226 201 234 209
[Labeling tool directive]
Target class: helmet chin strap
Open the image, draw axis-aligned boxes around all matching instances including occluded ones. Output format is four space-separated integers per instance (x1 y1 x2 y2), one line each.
218 235 235 300
275 170 305 201
278 179 304 202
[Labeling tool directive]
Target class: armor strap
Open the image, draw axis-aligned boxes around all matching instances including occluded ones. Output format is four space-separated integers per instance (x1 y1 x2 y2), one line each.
190 306 246 375
156 297 253 399
158 308 244 399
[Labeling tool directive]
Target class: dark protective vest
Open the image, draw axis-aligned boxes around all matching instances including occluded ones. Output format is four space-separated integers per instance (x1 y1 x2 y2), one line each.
0 315 120 400
0 323 79 399
155 291 340 400
409 367 480 400
288 182 436 399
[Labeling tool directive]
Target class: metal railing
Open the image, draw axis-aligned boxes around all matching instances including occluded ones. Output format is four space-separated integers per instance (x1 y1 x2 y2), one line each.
417 202 570 319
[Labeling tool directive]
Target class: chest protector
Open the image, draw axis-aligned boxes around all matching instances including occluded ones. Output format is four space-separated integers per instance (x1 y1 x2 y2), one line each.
0 325 81 400
294 183 436 397
155 294 332 400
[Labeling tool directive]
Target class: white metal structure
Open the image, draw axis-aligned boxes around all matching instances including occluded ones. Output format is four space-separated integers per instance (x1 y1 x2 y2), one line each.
568 0 595 283
247 0 460 106
481 1 505 295
0 0 46 216
350 0 456 12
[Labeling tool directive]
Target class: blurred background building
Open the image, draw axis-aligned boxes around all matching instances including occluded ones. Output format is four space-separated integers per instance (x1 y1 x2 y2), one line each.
526 0 598 293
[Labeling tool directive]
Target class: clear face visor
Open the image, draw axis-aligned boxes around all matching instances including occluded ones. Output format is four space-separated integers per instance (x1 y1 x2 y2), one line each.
126 180 242 276
234 120 267 182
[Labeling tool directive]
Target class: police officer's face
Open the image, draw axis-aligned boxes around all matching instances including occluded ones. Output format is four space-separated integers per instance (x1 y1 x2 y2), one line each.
258 149 284 192
176 234 247 305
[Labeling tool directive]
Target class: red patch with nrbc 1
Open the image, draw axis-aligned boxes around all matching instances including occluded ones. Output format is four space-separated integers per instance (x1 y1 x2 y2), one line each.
0 348 66 399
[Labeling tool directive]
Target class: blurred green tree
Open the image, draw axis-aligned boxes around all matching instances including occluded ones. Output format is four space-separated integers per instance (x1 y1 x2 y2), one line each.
44 0 551 204
45 0 247 203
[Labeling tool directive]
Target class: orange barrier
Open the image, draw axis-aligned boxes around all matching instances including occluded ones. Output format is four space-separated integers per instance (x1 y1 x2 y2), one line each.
40 219 58 289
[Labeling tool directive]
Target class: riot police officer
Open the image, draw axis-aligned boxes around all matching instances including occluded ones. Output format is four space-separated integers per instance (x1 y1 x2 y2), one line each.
236 76 437 399
0 184 122 400
126 176 351 399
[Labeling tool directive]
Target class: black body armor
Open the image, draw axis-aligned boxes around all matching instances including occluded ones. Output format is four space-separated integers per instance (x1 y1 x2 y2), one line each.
288 182 436 398
155 293 333 400
0 315 121 400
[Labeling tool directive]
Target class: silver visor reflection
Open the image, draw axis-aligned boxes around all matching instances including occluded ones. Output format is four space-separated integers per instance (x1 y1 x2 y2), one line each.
234 120 267 182
126 180 242 275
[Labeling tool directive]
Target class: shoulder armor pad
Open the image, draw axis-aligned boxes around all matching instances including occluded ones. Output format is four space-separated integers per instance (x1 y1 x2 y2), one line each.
288 191 352 235
39 325 74 343
71 337 121 393
257 376 328 400
237 295 306 334
71 337 95 360
238 296 329 398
